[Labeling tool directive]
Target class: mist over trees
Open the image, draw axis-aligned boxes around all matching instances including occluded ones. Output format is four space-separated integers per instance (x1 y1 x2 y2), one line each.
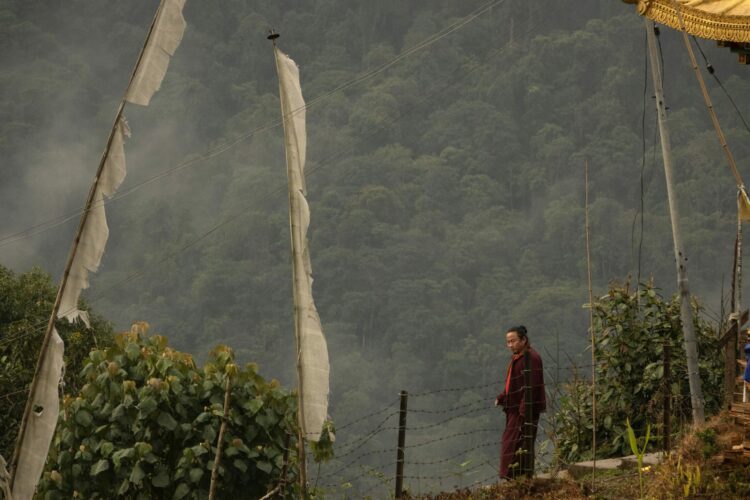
2 0 749 494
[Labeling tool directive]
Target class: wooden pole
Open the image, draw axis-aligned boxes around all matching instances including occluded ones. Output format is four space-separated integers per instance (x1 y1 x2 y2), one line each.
726 233 741 407
663 343 671 452
9 2 165 487
209 374 233 500
395 390 408 498
584 160 597 491
269 31 308 493
645 19 705 424
522 354 534 478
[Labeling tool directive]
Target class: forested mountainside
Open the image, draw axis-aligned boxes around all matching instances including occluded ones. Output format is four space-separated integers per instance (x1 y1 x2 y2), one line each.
2 0 749 494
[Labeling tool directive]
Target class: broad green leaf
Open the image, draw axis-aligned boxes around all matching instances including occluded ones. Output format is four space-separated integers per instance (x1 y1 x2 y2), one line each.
99 441 114 457
125 342 140 361
152 471 170 488
90 459 110 476
191 444 209 457
117 478 130 495
256 461 273 474
138 396 158 416
135 442 152 457
173 483 190 499
112 447 135 467
244 399 263 415
129 462 145 483
189 467 204 483
75 410 93 427
157 411 178 430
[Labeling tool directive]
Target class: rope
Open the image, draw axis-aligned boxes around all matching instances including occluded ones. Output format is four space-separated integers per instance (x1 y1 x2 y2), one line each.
671 0 744 188
690 36 750 136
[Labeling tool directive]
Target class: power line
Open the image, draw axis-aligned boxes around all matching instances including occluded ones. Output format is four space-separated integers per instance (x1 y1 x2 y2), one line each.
0 0 510 251
0 4 549 351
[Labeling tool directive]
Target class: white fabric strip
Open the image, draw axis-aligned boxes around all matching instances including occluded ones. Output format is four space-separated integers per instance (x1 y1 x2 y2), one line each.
11 328 64 500
275 46 330 442
125 0 187 106
58 118 130 327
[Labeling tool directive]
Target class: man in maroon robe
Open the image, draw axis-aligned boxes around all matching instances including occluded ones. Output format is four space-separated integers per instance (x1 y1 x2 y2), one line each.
495 325 546 479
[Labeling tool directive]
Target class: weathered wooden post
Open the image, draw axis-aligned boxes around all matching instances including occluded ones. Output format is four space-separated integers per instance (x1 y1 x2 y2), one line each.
523 353 534 478
646 19 705 424
395 390 408 498
663 342 671 452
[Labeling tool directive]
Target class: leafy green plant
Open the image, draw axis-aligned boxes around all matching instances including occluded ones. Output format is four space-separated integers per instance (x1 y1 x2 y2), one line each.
0 265 112 459
555 281 723 463
38 324 299 499
626 418 650 499
695 427 718 459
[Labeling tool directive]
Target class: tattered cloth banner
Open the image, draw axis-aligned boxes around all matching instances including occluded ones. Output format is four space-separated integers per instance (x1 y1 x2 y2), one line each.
275 46 330 442
12 2 187 498
58 117 131 327
126 0 187 106
11 329 64 500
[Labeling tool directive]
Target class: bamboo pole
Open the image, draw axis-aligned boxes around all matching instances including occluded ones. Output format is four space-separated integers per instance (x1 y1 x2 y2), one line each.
9 2 165 488
584 160 597 491
269 32 307 492
645 19 705 424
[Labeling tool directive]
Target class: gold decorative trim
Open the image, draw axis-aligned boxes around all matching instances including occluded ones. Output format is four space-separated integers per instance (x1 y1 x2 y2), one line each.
637 0 750 42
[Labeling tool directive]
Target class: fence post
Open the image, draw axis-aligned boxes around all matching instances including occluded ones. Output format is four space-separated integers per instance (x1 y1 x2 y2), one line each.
395 390 408 498
663 343 671 452
523 353 534 478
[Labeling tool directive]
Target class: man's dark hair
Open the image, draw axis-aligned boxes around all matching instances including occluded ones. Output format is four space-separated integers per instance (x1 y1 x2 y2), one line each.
507 325 528 340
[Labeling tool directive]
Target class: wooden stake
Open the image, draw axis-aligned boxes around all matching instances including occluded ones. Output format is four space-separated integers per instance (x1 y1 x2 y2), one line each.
395 390 408 498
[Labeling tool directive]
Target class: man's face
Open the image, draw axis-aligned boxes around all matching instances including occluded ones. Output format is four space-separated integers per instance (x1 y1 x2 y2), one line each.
506 331 526 355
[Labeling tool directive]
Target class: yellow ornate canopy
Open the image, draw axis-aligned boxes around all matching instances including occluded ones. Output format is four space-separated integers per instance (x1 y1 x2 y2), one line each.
626 0 750 42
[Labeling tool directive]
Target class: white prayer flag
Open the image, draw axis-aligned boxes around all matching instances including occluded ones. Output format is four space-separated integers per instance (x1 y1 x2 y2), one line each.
125 0 187 106
275 46 330 441
11 328 64 500
58 117 131 326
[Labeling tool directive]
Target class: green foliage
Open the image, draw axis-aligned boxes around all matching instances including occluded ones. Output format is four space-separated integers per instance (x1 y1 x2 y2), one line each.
554 281 723 463
37 325 298 499
695 427 718 459
0 265 112 459
626 417 650 499
2 1 748 493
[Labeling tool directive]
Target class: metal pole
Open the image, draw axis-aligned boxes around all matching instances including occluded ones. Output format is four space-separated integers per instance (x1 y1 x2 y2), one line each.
523 353 534 478
645 19 705 424
395 390 408 498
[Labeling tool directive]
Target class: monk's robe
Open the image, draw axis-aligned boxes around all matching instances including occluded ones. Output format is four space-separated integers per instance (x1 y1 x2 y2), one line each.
496 346 545 479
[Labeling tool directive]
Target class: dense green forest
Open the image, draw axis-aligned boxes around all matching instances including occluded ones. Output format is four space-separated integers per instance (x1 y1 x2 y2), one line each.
2 0 750 495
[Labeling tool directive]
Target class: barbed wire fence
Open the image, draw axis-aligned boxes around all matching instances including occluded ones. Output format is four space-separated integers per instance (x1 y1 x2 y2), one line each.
309 356 578 498
297 345 697 499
